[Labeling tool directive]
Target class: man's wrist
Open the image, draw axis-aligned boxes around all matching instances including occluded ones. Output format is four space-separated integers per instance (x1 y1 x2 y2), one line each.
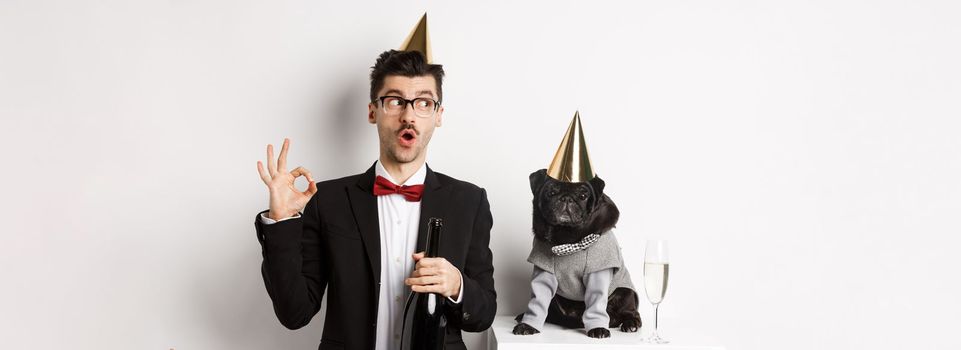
267 209 299 221
261 211 301 224
447 269 464 304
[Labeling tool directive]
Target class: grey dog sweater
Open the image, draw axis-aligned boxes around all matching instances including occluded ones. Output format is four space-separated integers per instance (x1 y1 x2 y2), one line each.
520 229 635 330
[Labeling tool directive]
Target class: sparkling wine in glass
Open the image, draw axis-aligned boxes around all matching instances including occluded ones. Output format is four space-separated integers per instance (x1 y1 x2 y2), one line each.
643 240 669 344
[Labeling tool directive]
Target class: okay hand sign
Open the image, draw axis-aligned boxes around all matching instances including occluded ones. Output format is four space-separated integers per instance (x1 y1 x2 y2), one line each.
256 138 317 220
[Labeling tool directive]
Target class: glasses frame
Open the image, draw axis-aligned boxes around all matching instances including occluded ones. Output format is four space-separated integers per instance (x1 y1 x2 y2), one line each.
374 95 441 118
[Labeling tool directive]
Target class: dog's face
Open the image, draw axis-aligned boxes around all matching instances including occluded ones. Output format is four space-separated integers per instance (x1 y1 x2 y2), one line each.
532 172 604 227
532 176 599 226
529 169 618 245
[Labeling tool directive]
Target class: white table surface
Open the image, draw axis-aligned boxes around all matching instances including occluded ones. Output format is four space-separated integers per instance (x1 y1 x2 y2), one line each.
487 315 726 350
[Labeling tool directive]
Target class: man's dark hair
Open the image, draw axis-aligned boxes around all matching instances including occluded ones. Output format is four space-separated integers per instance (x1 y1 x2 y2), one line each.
369 50 445 104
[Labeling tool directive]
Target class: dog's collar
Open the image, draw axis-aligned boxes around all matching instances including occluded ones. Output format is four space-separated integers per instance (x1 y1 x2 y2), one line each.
551 233 601 256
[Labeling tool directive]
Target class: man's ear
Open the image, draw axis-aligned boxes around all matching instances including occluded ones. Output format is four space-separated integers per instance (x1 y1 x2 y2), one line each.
529 169 548 195
368 103 377 124
435 106 443 127
589 175 606 195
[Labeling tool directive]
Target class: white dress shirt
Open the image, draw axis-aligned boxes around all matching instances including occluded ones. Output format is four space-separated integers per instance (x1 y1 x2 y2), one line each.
260 160 462 350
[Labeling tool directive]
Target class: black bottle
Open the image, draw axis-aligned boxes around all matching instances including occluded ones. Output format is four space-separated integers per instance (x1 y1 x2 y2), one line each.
400 217 447 350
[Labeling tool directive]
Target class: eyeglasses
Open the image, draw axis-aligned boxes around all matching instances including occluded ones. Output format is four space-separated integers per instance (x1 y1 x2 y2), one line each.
374 95 440 118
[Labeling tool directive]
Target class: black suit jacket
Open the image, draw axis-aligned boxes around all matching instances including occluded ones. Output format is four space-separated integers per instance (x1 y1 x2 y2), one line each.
254 163 497 350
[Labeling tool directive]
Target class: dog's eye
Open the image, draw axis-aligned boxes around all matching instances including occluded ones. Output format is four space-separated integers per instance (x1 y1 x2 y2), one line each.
579 193 588 200
548 189 558 196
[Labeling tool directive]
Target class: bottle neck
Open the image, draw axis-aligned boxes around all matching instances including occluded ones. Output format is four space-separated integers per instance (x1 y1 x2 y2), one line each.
425 218 442 258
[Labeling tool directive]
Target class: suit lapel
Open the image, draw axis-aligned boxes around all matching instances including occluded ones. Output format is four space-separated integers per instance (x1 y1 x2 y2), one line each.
347 163 381 284
416 165 452 253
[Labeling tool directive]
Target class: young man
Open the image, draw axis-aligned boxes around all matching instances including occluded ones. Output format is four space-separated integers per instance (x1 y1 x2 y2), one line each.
253 49 497 350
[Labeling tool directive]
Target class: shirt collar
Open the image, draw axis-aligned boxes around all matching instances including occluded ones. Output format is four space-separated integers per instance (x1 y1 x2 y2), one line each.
374 160 427 186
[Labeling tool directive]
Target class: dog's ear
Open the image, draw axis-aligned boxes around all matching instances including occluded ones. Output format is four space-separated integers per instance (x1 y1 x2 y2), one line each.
529 169 548 195
589 175 606 196
587 194 620 234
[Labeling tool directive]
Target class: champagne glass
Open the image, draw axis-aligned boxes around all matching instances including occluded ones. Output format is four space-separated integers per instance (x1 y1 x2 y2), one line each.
643 240 669 344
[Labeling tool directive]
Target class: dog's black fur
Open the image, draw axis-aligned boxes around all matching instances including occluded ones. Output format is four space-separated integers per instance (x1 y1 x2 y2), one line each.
513 169 642 338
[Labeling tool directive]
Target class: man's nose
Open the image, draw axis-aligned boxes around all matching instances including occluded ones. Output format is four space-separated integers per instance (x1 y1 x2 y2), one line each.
400 103 417 123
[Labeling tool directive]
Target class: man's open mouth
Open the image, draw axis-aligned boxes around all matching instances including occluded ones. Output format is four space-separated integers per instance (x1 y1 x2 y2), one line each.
398 129 417 146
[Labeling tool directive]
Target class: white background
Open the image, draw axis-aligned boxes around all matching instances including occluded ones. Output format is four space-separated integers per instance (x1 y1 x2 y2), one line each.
2 0 960 349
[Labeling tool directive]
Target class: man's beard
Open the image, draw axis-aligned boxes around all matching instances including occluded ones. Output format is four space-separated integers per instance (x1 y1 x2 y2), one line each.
387 144 419 163
381 124 428 164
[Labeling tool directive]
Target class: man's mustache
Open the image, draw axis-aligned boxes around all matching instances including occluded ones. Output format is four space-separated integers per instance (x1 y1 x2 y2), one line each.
397 124 419 135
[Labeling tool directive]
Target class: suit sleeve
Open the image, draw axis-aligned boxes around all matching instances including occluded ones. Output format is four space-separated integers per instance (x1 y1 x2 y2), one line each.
445 188 497 332
253 195 328 330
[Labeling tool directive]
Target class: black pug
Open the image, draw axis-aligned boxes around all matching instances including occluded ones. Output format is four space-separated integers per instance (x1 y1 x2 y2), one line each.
513 169 642 338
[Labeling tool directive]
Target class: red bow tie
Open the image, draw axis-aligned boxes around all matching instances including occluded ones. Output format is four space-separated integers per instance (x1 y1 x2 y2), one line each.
373 175 425 202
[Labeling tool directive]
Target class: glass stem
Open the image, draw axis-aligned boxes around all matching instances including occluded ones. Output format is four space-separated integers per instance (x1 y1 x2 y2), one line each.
653 303 660 334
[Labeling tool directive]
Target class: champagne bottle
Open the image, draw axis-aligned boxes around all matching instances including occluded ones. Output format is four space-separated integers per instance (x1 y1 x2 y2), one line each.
400 217 447 350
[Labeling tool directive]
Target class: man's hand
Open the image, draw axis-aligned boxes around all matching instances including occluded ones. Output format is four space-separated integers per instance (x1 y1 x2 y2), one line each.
405 252 462 299
256 138 318 220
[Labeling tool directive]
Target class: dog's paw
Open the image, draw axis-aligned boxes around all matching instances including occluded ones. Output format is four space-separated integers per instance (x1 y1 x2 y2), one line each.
512 323 540 335
619 318 640 332
587 327 611 338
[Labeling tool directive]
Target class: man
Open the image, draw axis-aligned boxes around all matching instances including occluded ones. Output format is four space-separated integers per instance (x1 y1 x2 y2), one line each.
252 33 497 350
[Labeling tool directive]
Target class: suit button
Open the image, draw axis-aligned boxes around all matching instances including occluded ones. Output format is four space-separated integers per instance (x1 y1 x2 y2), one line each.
463 312 470 320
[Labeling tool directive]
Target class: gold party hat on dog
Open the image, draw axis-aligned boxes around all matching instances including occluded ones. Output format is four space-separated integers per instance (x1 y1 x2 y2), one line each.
399 13 433 64
547 111 596 182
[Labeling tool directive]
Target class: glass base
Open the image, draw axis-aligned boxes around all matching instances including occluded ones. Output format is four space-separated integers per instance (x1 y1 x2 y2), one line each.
643 332 669 344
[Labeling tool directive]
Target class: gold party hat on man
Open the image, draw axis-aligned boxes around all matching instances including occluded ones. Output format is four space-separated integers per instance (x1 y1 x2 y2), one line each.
547 111 596 182
399 13 433 63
